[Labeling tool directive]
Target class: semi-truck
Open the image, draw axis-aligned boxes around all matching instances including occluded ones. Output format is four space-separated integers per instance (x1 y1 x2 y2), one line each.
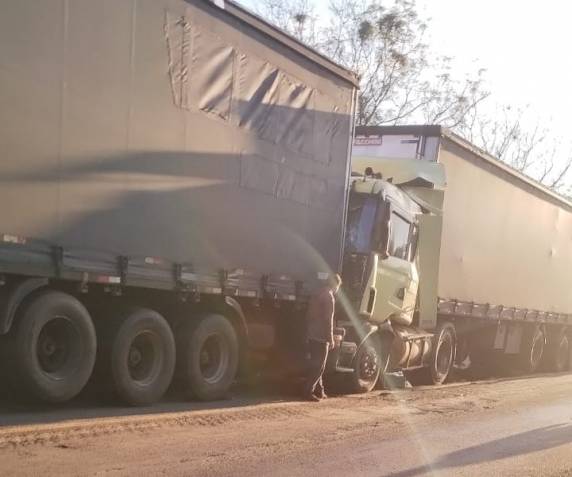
1 0 571 407
352 125 572 384
0 0 359 405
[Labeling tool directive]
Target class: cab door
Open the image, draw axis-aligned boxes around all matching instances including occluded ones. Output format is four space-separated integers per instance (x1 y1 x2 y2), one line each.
371 203 420 326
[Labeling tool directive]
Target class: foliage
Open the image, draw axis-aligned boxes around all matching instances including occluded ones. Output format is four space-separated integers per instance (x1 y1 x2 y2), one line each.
254 0 571 193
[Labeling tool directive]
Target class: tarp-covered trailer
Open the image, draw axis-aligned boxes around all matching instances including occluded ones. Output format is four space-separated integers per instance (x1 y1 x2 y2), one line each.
0 0 358 405
0 0 357 287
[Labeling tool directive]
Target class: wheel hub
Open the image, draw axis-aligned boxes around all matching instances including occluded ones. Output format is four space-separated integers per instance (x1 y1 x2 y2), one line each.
41 337 57 356
435 335 453 376
200 334 228 384
529 331 544 370
360 351 378 379
200 350 210 367
127 331 161 384
129 347 143 367
37 317 73 374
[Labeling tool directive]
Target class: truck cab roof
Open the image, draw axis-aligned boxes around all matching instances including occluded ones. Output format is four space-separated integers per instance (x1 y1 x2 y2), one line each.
350 176 422 217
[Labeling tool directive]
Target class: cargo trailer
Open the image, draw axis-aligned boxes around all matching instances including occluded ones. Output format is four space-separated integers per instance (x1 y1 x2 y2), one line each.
352 125 572 381
0 0 359 404
2 0 570 407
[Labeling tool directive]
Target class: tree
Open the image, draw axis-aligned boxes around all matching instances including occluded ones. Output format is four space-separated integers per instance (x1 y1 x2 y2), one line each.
256 0 488 127
458 104 572 194
254 0 571 194
256 0 319 46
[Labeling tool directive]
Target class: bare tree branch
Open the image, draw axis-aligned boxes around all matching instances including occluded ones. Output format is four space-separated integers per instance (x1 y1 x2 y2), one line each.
254 0 571 195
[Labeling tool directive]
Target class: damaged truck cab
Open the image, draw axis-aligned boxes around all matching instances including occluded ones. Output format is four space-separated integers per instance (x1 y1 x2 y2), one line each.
331 124 572 391
330 160 450 391
345 176 421 327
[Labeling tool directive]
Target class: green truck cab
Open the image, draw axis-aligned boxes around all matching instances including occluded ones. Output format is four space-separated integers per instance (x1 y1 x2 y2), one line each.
329 161 448 392
329 125 572 393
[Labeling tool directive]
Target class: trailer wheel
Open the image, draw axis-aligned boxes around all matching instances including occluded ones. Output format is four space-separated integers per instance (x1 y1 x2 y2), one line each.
99 308 175 406
9 291 96 403
176 314 239 401
405 322 456 386
545 332 569 373
518 325 545 374
350 334 383 393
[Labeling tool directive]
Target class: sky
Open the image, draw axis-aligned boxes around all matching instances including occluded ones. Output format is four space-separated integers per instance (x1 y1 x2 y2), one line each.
416 0 572 139
239 0 572 140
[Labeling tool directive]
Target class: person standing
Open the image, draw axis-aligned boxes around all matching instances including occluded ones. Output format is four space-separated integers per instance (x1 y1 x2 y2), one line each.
304 274 342 401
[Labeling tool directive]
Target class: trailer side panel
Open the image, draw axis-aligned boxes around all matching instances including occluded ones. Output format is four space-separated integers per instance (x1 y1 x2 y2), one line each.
0 0 356 286
437 137 572 314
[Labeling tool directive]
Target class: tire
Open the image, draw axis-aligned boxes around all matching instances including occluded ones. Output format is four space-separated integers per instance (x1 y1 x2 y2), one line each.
99 308 175 406
517 325 545 374
545 332 569 373
405 322 456 386
176 314 239 401
350 334 383 393
8 290 96 403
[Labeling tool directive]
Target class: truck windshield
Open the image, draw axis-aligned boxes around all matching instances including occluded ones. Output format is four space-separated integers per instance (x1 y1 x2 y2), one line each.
346 195 378 254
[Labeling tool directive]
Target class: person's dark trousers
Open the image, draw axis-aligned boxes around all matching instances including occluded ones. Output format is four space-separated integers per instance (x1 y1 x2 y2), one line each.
304 339 329 398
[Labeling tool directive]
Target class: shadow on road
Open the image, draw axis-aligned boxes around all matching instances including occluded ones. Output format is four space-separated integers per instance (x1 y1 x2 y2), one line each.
390 423 572 477
1 371 570 430
0 378 302 428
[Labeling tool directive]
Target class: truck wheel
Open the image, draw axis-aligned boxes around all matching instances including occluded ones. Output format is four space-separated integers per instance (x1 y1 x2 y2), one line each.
99 308 175 406
9 290 96 403
350 334 383 393
176 314 239 401
405 322 456 386
545 332 569 373
518 325 545 374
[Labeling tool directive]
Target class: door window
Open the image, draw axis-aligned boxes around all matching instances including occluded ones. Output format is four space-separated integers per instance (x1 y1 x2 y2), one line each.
388 213 412 260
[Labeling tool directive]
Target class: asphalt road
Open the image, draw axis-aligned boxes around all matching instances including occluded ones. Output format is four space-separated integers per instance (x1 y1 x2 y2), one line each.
1 373 572 476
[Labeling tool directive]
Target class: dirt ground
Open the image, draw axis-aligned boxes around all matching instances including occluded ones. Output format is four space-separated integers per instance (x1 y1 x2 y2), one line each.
1 373 572 476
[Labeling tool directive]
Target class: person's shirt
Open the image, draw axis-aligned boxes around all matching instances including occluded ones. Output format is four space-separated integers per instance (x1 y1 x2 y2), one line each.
306 287 335 344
